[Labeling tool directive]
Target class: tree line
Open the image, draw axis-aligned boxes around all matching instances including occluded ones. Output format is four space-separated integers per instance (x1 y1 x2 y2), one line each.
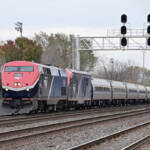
0 32 150 85
0 33 97 71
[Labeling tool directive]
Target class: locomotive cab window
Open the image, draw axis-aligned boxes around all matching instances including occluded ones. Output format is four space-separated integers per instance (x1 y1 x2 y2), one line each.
5 66 34 72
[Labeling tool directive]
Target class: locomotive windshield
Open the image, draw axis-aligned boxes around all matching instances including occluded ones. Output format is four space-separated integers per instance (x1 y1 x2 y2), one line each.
5 66 34 72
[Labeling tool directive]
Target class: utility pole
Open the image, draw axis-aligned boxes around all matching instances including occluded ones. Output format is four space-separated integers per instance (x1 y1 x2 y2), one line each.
142 50 145 85
15 22 23 37
110 58 114 80
76 35 80 70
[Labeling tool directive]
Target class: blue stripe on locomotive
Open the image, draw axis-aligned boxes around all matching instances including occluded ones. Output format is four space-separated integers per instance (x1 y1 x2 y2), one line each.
2 82 39 99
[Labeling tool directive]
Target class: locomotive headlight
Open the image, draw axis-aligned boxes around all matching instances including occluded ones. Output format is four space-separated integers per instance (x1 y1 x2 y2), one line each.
18 82 21 86
5 88 8 91
26 88 29 91
14 83 17 86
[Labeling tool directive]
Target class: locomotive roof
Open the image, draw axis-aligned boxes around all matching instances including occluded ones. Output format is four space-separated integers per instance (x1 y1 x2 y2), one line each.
37 63 67 76
68 69 91 76
3 61 65 76
36 63 58 69
4 61 37 66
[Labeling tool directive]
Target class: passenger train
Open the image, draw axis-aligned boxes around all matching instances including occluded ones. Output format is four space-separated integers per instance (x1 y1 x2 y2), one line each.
1 61 150 114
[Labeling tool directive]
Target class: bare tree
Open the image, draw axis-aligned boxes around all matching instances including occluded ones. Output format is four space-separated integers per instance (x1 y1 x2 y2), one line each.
34 32 97 70
94 57 142 83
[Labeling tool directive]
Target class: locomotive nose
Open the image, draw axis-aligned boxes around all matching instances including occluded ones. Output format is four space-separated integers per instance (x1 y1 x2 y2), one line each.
13 73 30 88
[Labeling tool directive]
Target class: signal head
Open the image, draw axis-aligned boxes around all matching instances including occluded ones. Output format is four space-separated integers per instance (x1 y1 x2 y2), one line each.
147 37 150 46
121 37 127 46
147 14 150 23
121 26 127 34
121 14 127 23
147 25 150 34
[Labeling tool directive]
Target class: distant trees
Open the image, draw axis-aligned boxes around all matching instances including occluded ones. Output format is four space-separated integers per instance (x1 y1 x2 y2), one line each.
15 37 42 62
0 37 42 64
35 33 72 68
34 32 97 71
0 40 20 63
1 33 150 85
95 57 150 85
0 33 97 72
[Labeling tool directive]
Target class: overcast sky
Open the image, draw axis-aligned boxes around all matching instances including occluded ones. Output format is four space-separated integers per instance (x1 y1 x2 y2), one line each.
0 0 150 69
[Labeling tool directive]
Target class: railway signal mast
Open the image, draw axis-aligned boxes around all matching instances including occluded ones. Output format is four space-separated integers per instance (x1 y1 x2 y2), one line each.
75 14 150 84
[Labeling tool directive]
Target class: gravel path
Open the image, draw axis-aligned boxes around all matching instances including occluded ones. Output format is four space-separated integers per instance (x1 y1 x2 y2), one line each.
9 111 150 150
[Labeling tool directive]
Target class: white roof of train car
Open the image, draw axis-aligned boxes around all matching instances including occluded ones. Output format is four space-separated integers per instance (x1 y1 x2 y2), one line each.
126 82 138 89
111 80 126 88
146 86 150 91
136 84 145 91
92 78 110 87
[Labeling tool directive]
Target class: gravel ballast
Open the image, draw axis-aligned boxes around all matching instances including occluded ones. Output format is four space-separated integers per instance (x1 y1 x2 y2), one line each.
9 110 150 150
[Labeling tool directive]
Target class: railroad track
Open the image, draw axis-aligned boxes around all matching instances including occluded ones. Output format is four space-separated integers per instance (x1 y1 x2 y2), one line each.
68 121 150 150
121 135 150 150
0 108 107 124
1 107 150 149
0 106 149 127
0 104 149 121
0 108 131 127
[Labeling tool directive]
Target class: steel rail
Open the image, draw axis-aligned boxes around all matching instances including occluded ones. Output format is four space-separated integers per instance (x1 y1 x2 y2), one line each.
68 121 150 150
0 108 150 149
121 135 150 150
0 107 149 128
0 104 149 121
0 108 103 123
0 107 149 127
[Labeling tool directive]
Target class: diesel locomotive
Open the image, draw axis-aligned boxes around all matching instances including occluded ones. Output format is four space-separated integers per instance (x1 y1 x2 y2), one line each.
1 61 150 115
